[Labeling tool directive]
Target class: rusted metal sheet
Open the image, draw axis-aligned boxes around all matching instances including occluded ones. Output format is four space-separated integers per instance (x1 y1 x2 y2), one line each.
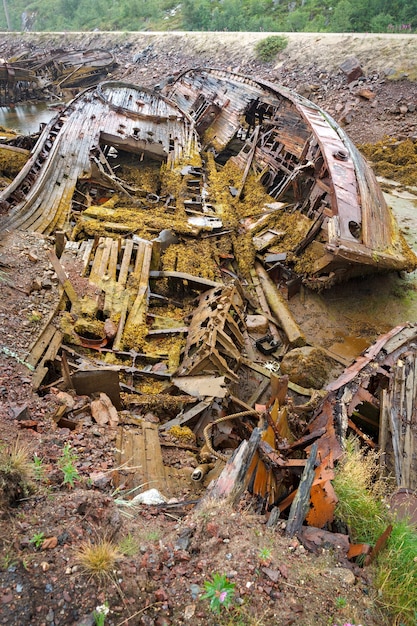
311 323 417 490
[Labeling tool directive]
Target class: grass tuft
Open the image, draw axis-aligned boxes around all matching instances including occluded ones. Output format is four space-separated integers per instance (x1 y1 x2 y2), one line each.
333 436 417 625
118 532 140 556
0 439 34 507
74 538 120 580
375 519 417 625
332 436 387 544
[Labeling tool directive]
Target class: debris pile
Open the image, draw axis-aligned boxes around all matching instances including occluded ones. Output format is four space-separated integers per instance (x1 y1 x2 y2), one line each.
0 68 416 561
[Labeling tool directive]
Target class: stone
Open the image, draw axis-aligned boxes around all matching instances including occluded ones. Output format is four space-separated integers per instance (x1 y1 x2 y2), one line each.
28 250 39 262
245 314 269 334
356 88 375 100
280 346 332 389
325 566 356 586
340 56 364 83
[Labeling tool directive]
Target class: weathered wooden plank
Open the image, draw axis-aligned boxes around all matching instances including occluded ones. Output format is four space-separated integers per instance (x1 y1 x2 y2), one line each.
118 239 134 286
285 442 318 537
27 324 57 367
160 399 214 431
255 263 306 348
32 329 63 390
204 427 262 505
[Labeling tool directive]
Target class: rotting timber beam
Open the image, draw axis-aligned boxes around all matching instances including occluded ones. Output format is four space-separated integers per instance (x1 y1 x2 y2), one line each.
255 263 306 348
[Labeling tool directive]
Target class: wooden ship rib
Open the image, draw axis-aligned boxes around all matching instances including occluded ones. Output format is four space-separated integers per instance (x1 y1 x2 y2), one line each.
166 67 417 287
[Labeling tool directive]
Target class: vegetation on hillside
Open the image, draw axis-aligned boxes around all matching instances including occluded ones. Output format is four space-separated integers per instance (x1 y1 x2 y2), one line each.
333 437 417 626
1 0 417 34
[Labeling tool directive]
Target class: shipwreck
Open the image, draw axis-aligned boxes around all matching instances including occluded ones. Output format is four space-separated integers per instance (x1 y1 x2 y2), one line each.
0 48 117 105
0 69 416 540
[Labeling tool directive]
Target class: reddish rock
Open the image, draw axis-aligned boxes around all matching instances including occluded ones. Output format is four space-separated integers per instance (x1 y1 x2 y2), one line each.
340 56 364 82
206 522 219 537
41 536 58 550
154 588 168 603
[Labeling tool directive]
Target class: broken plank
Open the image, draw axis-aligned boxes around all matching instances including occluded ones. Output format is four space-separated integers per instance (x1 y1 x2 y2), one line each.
48 250 78 304
159 399 214 431
149 270 222 289
204 427 263 505
285 442 318 537
116 423 168 493
255 263 306 348
27 324 57 367
32 329 63 390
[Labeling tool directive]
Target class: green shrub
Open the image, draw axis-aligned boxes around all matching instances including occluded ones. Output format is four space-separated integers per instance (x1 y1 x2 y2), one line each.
255 35 288 62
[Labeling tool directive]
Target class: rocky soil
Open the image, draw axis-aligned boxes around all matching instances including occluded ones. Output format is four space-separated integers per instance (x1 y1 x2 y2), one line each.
1 32 417 626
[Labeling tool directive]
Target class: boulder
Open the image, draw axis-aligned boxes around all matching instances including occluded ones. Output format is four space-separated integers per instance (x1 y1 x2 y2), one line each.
280 346 332 389
340 56 364 83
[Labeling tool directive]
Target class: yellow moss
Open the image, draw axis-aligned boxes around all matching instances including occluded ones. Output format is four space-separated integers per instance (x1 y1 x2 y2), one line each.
162 240 221 280
74 318 105 339
118 161 161 192
359 136 417 186
121 393 190 412
168 425 196 444
59 311 80 344
231 231 256 279
136 378 167 395
0 148 29 178
122 322 148 351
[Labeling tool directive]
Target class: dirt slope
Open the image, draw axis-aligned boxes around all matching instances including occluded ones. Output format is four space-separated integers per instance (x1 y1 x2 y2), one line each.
1 31 417 144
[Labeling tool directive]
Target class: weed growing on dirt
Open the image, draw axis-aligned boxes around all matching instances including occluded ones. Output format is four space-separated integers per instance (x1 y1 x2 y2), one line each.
255 35 288 62
334 596 348 609
74 538 120 580
118 533 139 556
93 601 109 626
258 546 272 565
1 552 18 571
29 532 45 549
27 312 42 323
202 572 235 614
58 443 79 488
32 454 44 482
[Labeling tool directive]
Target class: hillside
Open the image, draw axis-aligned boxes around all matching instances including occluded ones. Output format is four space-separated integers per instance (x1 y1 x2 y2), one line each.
1 31 417 144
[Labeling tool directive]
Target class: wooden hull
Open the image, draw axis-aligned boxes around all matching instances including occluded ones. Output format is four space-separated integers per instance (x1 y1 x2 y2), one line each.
167 68 417 286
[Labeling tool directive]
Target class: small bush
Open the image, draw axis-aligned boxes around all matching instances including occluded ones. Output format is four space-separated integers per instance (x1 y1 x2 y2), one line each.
255 35 288 62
